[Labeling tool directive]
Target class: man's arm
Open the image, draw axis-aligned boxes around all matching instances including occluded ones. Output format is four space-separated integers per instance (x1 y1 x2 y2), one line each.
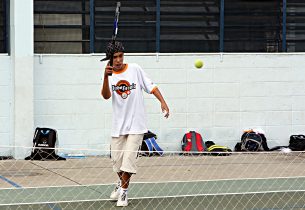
101 65 113 100
152 87 169 118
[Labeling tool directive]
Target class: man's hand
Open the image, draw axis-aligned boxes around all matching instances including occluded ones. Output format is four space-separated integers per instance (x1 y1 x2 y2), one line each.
161 102 169 118
104 64 113 77
152 87 170 119
101 63 112 99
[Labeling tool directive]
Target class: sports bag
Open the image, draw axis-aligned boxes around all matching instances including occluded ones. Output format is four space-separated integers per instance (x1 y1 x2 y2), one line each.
289 135 305 151
240 130 269 152
140 131 164 156
25 127 65 160
205 141 232 156
181 131 205 154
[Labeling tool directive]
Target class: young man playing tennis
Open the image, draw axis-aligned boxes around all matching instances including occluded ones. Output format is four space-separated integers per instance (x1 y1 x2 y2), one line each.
101 41 169 207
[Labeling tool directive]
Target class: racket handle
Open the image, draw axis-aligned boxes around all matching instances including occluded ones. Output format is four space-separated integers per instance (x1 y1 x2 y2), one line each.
108 57 113 76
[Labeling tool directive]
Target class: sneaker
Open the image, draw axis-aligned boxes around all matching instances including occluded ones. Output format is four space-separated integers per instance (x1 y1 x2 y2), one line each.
110 182 121 200
117 190 128 207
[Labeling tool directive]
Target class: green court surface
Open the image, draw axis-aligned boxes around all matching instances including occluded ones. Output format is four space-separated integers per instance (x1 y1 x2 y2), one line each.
1 177 305 210
2 153 305 209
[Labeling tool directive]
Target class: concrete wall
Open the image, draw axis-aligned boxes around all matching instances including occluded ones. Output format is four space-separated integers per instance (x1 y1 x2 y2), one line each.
33 53 305 152
0 55 11 155
9 0 34 159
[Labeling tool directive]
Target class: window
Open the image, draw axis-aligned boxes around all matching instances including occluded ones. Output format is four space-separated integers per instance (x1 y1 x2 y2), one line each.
287 0 305 52
224 0 282 52
34 0 90 53
95 0 220 53
94 0 156 53
0 0 7 53
160 0 219 53
33 0 305 53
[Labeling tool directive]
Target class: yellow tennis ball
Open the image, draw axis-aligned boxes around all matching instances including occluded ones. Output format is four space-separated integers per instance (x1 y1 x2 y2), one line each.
194 59 204 69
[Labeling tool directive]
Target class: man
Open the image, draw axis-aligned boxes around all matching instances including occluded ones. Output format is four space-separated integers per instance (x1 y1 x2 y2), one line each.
101 41 169 207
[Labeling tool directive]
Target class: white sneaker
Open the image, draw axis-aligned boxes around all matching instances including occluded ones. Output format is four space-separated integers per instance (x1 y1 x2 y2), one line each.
110 182 121 200
116 190 128 207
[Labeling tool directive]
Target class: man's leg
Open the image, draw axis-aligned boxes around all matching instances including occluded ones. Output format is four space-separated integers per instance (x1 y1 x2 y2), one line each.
118 171 123 180
117 134 143 207
110 136 127 200
120 134 144 174
121 171 131 189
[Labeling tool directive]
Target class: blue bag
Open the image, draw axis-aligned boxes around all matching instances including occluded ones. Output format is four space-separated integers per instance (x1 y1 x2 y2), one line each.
140 131 164 156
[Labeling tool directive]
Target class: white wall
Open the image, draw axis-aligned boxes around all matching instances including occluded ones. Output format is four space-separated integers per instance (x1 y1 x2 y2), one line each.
34 53 305 152
0 55 11 155
34 55 106 153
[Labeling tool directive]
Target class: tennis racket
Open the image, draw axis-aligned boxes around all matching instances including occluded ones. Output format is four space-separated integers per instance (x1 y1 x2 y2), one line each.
109 2 121 71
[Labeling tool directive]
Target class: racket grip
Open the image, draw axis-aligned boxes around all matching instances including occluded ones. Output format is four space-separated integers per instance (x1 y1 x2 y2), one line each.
108 58 113 76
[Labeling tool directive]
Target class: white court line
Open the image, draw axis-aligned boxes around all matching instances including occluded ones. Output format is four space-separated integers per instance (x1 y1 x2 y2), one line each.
1 175 305 190
1 189 305 206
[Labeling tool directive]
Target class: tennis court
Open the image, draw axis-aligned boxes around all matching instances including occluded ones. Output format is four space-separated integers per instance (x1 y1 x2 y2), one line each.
2 0 305 209
1 152 305 209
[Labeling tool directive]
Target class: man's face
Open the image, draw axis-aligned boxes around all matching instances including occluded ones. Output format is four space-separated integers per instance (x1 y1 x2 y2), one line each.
113 52 124 70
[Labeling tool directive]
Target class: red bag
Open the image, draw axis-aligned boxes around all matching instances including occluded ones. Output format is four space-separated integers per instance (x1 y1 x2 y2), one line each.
181 131 205 154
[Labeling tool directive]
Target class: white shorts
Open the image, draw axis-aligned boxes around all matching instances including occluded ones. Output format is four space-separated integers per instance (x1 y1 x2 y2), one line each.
110 134 144 174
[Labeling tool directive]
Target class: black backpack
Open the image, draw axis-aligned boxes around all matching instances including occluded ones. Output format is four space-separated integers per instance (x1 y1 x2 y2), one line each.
289 135 305 151
237 131 269 152
25 127 65 160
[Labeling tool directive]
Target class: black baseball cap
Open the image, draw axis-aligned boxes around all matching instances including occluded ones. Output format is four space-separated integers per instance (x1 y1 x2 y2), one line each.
100 41 125 61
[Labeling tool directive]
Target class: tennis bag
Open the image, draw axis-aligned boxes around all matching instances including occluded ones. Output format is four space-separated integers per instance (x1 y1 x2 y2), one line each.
205 141 232 156
181 131 205 155
240 130 269 152
25 127 65 160
289 135 305 151
140 131 164 156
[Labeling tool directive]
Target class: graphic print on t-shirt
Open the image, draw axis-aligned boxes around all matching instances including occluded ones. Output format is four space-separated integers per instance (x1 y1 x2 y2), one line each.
112 80 136 99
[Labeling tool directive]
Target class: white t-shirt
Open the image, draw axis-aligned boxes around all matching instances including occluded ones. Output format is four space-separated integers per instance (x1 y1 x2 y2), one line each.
108 63 157 137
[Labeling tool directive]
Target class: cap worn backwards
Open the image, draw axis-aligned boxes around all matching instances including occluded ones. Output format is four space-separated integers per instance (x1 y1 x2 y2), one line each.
101 41 125 61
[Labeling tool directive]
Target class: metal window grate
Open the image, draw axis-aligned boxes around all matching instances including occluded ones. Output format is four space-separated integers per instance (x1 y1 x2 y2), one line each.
224 0 282 52
160 0 220 53
33 0 305 53
287 0 305 52
34 0 90 54
94 0 156 53
0 0 7 53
